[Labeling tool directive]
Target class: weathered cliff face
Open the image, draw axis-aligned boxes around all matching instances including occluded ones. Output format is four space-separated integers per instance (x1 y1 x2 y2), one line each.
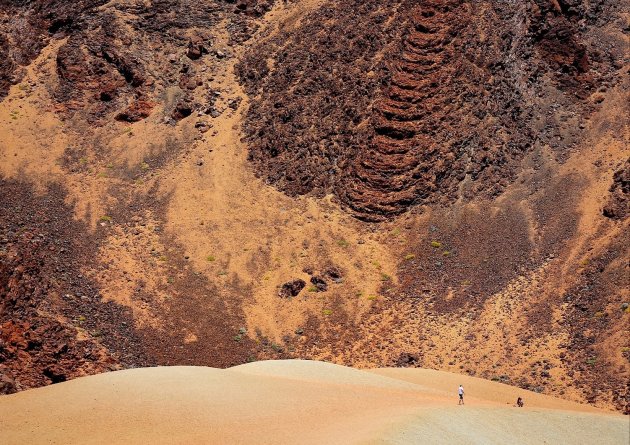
238 0 624 220
0 0 275 120
0 0 108 99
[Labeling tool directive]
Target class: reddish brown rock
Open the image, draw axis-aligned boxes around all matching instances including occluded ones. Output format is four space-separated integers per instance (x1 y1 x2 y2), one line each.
0 370 17 395
186 36 206 60
171 96 195 120
114 99 155 122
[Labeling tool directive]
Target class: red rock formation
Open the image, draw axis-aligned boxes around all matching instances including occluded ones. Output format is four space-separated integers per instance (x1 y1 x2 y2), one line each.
239 0 623 220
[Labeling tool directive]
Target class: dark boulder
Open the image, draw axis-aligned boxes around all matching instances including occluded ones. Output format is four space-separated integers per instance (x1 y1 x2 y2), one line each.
171 96 194 121
186 37 207 60
310 275 327 292
324 266 343 283
396 352 419 367
279 279 305 298
0 371 17 395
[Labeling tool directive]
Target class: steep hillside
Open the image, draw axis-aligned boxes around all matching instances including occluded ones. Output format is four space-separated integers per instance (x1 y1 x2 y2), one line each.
0 0 628 413
238 0 623 218
238 0 630 412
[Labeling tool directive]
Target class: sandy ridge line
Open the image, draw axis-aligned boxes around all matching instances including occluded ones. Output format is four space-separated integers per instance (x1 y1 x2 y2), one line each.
0 361 627 445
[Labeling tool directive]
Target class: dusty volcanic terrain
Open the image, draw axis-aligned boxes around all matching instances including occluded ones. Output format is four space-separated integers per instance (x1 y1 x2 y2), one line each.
0 0 628 415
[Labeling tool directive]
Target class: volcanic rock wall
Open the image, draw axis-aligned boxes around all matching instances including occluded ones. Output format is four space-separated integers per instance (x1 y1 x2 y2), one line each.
239 0 625 220
0 0 276 121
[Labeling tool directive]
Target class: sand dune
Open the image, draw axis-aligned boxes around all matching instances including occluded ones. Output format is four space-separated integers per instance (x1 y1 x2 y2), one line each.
0 360 627 444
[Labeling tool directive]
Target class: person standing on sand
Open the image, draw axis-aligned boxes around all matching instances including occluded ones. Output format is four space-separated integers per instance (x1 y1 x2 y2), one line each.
458 384 464 405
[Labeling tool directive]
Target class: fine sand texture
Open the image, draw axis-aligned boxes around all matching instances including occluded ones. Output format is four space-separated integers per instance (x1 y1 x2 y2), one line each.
0 360 627 445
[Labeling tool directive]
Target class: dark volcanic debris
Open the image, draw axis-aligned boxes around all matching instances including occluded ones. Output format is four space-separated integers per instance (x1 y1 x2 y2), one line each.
0 0 278 121
99 185 260 369
603 159 629 220
0 179 144 393
560 235 630 414
237 0 403 206
238 0 624 221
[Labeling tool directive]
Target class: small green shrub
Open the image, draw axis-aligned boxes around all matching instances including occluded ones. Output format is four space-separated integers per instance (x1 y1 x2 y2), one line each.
337 239 350 248
206 255 216 262
322 309 333 316
431 241 442 248
404 253 416 260
99 215 112 222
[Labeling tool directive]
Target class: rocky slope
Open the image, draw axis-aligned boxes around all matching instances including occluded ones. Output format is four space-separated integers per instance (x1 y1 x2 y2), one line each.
0 0 628 414
239 0 623 219
238 0 629 412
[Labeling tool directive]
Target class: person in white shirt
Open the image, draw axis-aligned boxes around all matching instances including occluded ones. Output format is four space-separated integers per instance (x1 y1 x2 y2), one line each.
458 384 465 405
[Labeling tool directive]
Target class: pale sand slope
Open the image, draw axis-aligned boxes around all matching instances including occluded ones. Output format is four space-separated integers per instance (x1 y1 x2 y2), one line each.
0 361 627 445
